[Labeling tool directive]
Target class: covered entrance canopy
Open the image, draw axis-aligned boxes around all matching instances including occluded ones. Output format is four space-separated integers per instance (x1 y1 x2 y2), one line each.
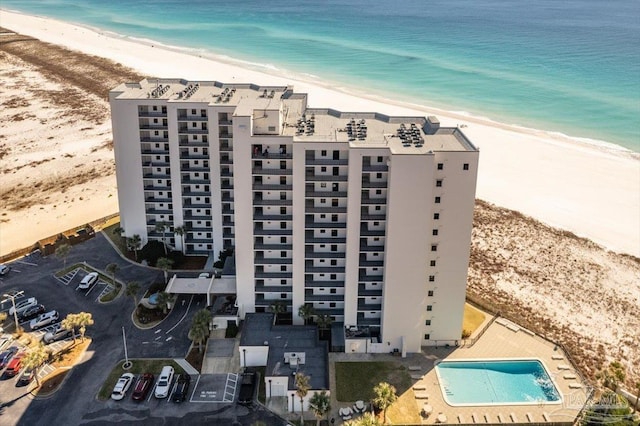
165 275 237 306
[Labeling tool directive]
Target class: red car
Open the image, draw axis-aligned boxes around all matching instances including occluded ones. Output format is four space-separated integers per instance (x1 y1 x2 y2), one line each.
131 373 154 401
4 353 23 377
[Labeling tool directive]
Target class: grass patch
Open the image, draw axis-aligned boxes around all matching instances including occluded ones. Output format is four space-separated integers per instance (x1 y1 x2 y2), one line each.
387 389 423 425
462 303 486 336
185 344 205 373
102 222 129 255
335 362 411 402
97 359 185 401
99 282 122 302
255 366 266 404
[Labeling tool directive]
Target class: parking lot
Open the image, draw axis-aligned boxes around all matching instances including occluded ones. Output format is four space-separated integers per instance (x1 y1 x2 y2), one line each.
0 234 287 426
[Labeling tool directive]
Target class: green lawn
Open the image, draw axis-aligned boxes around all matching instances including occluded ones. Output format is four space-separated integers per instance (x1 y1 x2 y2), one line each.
102 222 129 255
335 361 411 402
97 359 185 400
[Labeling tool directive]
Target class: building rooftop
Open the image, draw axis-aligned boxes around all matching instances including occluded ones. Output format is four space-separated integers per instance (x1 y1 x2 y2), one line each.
241 313 329 390
112 78 477 153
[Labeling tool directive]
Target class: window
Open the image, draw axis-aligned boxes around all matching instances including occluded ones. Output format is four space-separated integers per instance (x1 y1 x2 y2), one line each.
330 288 337 294
434 213 440 220
320 198 326 204
376 173 382 179
377 156 383 163
281 207 287 215
428 290 434 297
425 319 431 326
376 189 382 195
281 237 287 243
437 163 443 170
280 222 287 229
331 230 338 237
281 293 287 299
321 166 327 172
321 150 327 156
281 251 287 258
154 130 159 136
424 334 430 340
320 182 327 188
331 214 338 222
432 229 438 236
330 302 336 308
268 126 276 132
153 118 158 124
281 279 287 285
436 179 443 187
331 245 338 252
375 205 381 211
191 109 196 115
435 196 441 204
332 199 339 207
431 245 437 252
463 163 469 170
153 105 158 111
430 260 436 267
428 276 435 282
426 305 433 312
192 122 197 128
330 259 337 266
320 214 326 219
330 274 337 280
280 265 287 271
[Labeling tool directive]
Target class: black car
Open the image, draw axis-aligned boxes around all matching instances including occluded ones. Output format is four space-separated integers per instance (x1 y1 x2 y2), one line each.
171 374 191 403
0 346 18 369
17 304 46 322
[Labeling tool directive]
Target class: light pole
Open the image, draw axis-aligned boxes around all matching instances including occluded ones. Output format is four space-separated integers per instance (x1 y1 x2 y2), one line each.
122 326 131 369
3 291 24 333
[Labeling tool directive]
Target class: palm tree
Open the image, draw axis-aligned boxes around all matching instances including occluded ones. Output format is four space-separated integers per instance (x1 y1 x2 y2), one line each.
126 281 141 306
316 313 333 340
295 372 311 425
156 291 173 314
155 221 169 255
345 413 382 426
156 257 174 284
174 225 186 254
112 225 124 237
106 263 119 288
298 304 316 325
21 342 50 387
55 243 71 269
127 234 142 260
188 309 212 353
372 382 397 425
76 312 94 342
309 390 330 426
269 301 286 326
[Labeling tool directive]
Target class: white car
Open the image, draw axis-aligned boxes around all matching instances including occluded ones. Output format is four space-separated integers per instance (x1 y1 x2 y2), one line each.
78 272 99 289
29 310 59 331
0 264 11 275
154 366 175 398
43 325 73 344
111 373 135 400
9 297 37 316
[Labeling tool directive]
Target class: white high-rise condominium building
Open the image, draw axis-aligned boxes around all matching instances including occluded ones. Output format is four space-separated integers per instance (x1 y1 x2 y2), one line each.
110 79 479 352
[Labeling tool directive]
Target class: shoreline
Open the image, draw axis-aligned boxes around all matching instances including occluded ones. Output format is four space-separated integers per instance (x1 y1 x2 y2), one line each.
2 8 636 157
0 9 638 257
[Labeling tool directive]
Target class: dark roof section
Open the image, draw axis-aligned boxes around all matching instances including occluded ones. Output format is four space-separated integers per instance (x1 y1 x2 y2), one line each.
241 313 329 391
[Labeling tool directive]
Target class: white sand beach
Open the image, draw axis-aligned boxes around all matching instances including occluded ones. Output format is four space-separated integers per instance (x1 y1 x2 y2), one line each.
1 10 639 257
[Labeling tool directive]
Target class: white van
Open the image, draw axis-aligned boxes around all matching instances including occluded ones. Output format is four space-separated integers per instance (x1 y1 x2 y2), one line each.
154 365 175 398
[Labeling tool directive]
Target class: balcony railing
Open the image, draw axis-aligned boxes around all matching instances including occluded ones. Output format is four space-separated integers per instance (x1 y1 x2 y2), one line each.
252 168 292 175
305 174 348 182
305 280 345 288
358 284 383 297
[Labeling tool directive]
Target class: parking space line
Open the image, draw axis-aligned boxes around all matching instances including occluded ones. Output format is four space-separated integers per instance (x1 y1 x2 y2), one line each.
84 280 102 297
165 295 194 334
223 373 238 402
189 374 202 403
167 380 178 403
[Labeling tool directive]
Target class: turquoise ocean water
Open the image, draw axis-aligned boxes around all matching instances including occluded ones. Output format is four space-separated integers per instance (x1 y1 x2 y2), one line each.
3 0 639 151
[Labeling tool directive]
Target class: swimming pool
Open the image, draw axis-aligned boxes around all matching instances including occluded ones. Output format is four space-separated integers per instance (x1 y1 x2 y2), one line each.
435 359 562 406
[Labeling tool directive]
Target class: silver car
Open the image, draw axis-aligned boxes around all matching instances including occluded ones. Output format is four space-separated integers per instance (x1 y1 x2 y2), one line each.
29 310 59 331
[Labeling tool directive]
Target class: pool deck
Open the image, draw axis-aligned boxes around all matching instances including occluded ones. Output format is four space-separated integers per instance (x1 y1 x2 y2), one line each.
409 319 591 425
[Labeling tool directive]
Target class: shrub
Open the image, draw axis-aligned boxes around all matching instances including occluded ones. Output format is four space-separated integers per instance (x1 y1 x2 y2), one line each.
139 240 165 266
461 329 472 339
214 248 234 269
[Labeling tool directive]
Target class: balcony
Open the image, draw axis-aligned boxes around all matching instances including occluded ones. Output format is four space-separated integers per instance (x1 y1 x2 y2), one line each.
359 243 385 252
356 317 381 326
138 110 166 118
139 124 168 130
255 295 291 306
305 174 348 182
144 185 171 191
359 273 384 282
305 236 346 244
361 197 387 205
177 114 207 121
359 259 384 267
305 221 347 229
220 169 233 177
180 164 210 172
145 196 172 203
305 280 344 288
254 243 293 251
305 191 347 198
181 178 210 185
305 251 344 259
360 228 385 237
253 199 292 206
179 151 209 159
305 206 347 214
314 308 343 316
305 265 345 273
358 284 383 297
184 213 212 221
252 168 292 176
253 214 293 221
361 179 388 189
141 160 170 167
219 142 232 152
141 148 169 155
357 301 382 311
182 201 209 209
220 156 233 165
254 271 293 279
305 158 348 166
362 164 388 172
254 256 292 265
253 228 292 236
255 285 293 293
252 152 292 160
304 293 344 302
253 184 293 191
178 139 209 147
221 181 234 190
360 213 386 221
143 173 171 180
145 208 172 215
140 137 169 143
182 190 212 196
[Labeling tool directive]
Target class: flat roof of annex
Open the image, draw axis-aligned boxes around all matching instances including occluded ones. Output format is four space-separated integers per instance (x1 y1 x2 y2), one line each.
111 78 478 153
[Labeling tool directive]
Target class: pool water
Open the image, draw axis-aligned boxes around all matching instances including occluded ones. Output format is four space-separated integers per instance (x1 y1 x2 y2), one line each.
435 360 562 406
